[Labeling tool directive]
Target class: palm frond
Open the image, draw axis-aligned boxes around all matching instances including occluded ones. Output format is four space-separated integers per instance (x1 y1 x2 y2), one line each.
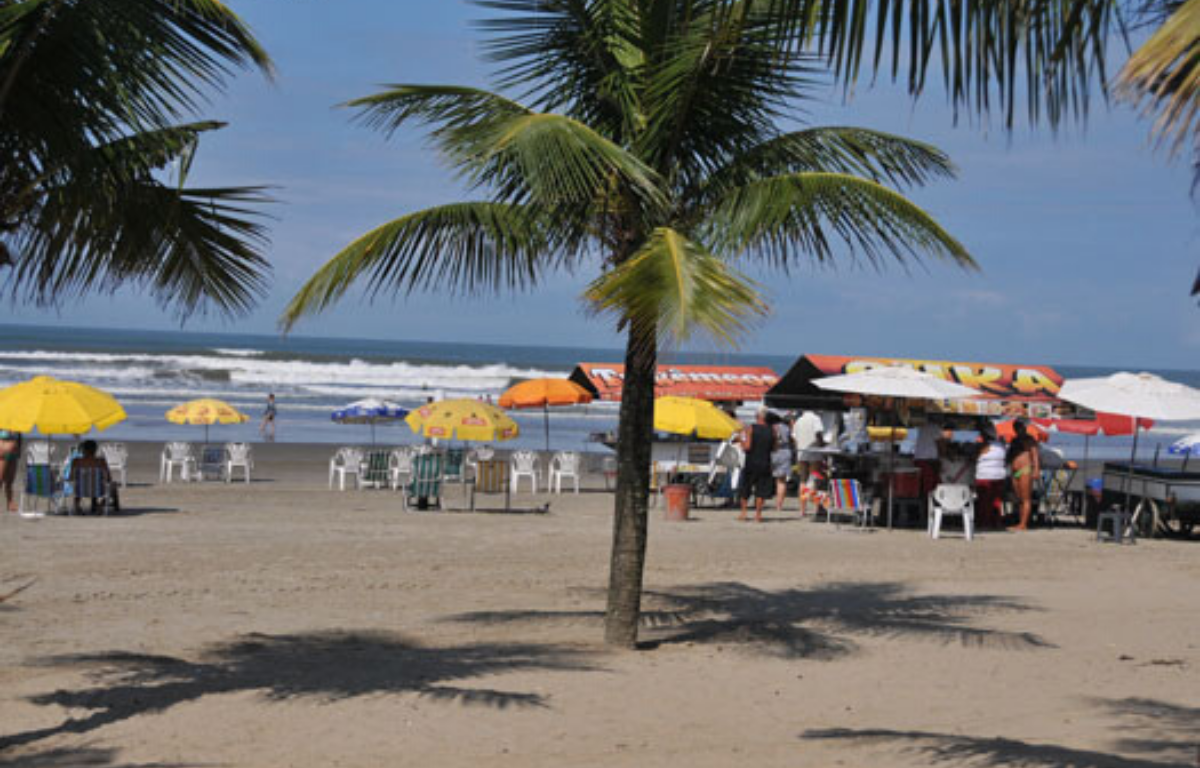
697 126 957 211
8 179 271 318
705 171 973 270
282 202 570 331
1116 0 1200 156
585 226 768 349
347 85 666 215
759 0 1115 130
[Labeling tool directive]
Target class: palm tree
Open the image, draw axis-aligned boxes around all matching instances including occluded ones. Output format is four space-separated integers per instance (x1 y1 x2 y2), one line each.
283 0 973 647
1 0 274 317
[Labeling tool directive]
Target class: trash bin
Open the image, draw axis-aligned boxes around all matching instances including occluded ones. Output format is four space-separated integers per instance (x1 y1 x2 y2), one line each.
663 483 691 521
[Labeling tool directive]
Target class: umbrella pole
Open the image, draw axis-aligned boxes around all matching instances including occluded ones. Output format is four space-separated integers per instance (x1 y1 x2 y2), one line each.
1123 425 1140 515
371 422 376 445
544 405 550 454
887 435 894 530
205 424 210 446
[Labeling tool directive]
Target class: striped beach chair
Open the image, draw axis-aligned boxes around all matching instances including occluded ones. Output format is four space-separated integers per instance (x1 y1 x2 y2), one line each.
19 464 62 518
73 466 115 516
827 478 870 529
402 453 444 511
470 458 511 512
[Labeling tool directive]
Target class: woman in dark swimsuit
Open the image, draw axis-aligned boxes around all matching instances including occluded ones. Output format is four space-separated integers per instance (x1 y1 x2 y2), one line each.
0 430 22 512
1006 420 1041 531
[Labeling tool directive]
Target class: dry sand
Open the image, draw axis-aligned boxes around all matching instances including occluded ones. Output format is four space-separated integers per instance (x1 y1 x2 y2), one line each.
1 443 1198 767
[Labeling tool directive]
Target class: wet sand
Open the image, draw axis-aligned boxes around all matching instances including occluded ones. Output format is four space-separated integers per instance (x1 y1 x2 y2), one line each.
1 442 1198 767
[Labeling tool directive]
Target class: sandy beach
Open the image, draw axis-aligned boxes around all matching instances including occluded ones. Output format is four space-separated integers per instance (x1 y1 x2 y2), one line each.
1 442 1198 768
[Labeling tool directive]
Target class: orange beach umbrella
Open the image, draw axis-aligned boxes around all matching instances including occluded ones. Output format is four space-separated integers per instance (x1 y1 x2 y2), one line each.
499 378 593 451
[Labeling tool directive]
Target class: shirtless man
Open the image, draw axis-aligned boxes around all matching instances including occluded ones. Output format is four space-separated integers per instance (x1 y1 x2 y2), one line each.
0 430 22 512
1006 420 1041 531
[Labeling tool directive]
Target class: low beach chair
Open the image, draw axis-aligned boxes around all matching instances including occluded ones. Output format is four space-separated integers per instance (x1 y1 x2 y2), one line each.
160 442 196 483
329 447 363 491
511 451 539 493
929 483 975 541
99 443 128 486
197 446 228 481
73 466 116 516
360 449 391 489
549 451 581 494
470 458 511 512
402 453 444 511
443 448 467 486
225 443 253 483
19 464 62 517
826 478 870 528
389 447 414 490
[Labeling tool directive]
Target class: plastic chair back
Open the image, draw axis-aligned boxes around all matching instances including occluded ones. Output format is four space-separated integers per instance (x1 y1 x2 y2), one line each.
100 443 127 468
226 442 252 463
933 483 972 512
336 447 364 468
512 451 537 473
390 448 413 474
166 442 194 461
555 452 580 474
27 441 54 464
362 450 390 485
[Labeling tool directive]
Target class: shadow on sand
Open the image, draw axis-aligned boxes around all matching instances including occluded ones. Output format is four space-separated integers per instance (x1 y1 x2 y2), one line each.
0 746 194 768
0 630 600 753
446 581 1053 658
803 697 1200 768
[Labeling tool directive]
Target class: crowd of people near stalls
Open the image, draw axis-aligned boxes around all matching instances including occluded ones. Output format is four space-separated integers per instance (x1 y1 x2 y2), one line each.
729 404 1046 530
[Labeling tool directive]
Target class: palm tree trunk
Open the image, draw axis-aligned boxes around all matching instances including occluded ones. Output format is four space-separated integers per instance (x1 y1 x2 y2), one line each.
604 318 657 648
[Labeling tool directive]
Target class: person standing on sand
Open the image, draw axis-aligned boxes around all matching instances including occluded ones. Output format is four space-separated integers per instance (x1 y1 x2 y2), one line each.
974 422 1007 529
260 393 277 441
738 408 774 523
0 430 22 512
1007 419 1041 531
770 412 793 513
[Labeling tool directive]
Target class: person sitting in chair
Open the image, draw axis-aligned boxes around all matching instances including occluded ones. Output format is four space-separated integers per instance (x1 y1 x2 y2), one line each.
70 440 119 515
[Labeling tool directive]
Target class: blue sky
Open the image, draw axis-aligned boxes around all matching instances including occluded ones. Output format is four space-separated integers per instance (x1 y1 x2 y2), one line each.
5 0 1197 369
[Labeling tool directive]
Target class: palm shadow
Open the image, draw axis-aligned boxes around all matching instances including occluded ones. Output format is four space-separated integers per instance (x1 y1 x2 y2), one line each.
446 581 1053 659
0 630 599 752
803 698 1200 767
0 746 193 768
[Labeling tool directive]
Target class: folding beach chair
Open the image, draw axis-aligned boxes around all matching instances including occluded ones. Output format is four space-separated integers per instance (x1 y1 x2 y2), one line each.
1039 464 1080 527
469 458 511 512
402 453 444 511
19 464 62 518
360 449 391 489
73 466 116 516
197 446 228 481
826 478 870 529
443 448 467 485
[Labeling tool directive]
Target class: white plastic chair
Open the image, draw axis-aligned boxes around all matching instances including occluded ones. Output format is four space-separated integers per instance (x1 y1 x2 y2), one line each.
389 447 414 490
549 451 581 494
225 442 253 483
511 450 539 493
929 483 975 541
99 443 128 486
160 442 196 483
329 447 364 491
26 441 54 465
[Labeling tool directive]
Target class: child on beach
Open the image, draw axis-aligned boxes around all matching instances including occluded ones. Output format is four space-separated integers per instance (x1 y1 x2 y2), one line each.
260 393 277 441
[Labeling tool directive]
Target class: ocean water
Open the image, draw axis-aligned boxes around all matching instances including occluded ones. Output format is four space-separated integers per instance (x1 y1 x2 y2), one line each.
1 323 1197 463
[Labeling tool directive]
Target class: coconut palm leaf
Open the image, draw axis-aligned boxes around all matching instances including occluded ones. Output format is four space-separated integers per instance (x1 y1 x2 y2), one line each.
281 202 572 330
0 0 273 315
585 226 768 348
1117 0 1200 156
696 127 957 212
704 171 973 269
348 85 666 214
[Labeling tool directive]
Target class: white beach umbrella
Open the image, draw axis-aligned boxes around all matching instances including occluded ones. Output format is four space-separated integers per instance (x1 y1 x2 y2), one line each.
1058 372 1200 514
814 366 978 528
814 365 980 400
1058 372 1200 422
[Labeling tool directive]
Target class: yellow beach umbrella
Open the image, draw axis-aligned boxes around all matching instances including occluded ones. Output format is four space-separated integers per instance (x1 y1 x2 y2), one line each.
406 398 520 442
0 375 126 435
654 396 741 440
166 398 249 443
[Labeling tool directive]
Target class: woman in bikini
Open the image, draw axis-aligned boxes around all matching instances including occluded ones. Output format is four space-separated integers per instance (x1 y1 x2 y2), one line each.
0 430 23 513
1006 420 1041 531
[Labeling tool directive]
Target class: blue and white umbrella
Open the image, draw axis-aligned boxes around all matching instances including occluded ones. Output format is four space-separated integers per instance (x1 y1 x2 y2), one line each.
1168 432 1200 470
331 398 409 444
